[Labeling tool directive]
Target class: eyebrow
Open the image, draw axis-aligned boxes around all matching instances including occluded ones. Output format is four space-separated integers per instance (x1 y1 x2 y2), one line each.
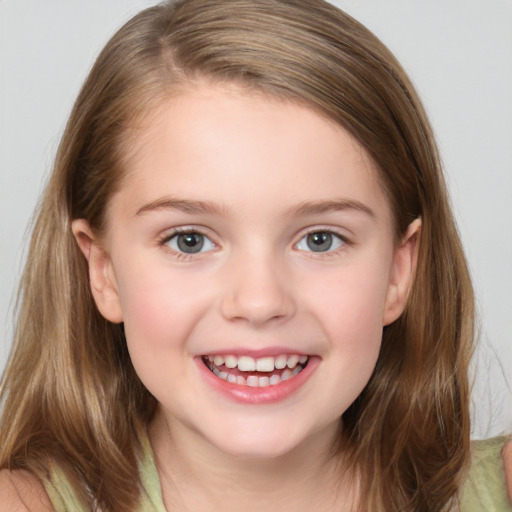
287 199 375 218
136 197 227 217
135 196 375 219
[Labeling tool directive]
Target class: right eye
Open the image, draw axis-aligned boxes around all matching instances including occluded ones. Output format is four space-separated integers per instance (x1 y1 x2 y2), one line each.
164 231 216 254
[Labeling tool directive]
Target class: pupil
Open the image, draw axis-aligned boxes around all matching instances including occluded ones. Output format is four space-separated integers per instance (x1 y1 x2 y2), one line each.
177 233 204 253
307 232 332 252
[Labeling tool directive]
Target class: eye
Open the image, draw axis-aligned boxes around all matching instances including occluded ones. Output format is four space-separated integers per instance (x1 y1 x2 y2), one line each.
295 231 345 253
165 231 216 254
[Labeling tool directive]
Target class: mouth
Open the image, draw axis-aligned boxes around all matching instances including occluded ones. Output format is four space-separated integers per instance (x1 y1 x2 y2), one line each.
202 353 310 388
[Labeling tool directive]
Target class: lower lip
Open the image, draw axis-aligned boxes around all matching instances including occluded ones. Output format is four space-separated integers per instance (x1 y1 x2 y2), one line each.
195 356 319 404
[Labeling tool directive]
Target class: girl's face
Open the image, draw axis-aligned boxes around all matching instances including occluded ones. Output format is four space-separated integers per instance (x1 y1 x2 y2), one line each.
75 83 418 459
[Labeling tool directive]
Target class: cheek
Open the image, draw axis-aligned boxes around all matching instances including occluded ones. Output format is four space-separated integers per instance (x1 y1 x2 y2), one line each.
326 284 384 377
114 266 212 369
331 278 388 362
300 260 390 401
305 258 391 335
119 276 174 339
115 271 206 401
315 296 384 419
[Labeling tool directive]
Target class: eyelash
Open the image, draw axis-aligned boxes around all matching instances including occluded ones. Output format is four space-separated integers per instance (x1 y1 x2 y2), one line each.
157 227 351 260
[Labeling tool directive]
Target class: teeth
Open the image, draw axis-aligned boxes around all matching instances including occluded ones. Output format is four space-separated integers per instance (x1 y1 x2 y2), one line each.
224 355 238 368
281 368 291 381
258 376 270 387
256 357 274 372
238 356 257 372
287 355 299 368
205 353 309 387
291 366 301 377
246 376 259 387
207 354 308 372
269 374 281 385
210 367 304 387
275 354 287 369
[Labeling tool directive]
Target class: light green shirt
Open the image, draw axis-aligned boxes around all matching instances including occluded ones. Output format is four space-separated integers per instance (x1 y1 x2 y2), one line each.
460 436 511 512
44 435 511 511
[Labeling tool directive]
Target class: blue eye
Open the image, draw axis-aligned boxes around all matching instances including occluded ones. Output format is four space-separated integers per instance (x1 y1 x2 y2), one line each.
166 232 216 254
296 231 344 253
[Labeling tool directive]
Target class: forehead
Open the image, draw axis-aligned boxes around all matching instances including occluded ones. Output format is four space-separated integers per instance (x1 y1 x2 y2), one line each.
109 82 391 224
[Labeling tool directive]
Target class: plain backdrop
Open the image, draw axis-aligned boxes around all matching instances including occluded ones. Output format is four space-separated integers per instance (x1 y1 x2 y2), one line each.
1 0 511 439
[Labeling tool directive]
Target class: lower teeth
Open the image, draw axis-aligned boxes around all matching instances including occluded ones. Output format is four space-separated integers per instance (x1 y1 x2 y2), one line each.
209 364 303 387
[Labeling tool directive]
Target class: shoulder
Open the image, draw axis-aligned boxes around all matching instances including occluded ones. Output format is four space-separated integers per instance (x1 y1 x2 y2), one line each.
0 470 53 512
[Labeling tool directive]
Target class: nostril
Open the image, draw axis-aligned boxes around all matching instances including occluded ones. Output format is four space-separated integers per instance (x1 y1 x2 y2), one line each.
220 294 295 327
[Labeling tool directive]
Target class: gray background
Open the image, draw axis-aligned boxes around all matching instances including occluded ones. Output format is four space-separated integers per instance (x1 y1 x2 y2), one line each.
1 0 511 438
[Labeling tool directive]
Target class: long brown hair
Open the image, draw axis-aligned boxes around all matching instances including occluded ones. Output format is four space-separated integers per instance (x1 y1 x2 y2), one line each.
0 1 474 510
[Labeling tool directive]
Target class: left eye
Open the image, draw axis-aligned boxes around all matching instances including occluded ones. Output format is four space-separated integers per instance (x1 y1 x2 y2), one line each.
296 231 345 253
166 232 216 254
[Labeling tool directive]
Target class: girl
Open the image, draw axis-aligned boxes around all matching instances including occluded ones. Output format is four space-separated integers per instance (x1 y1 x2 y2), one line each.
0 0 509 510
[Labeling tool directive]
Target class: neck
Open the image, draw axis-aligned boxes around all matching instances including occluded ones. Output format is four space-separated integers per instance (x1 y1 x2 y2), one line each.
148 409 358 512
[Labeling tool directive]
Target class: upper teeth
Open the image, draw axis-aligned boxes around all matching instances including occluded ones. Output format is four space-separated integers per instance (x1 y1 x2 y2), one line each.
207 354 308 372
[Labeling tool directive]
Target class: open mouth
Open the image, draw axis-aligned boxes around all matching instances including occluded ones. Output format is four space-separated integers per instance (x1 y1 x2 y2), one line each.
202 354 310 388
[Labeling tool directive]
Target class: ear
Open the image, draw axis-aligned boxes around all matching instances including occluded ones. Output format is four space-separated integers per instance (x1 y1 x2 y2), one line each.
383 218 421 326
72 219 124 323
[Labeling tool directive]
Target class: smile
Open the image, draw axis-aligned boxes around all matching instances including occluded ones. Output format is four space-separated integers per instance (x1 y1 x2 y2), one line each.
202 354 309 388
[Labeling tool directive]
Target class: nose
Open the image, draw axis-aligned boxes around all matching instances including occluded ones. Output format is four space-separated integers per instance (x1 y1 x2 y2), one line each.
220 251 296 327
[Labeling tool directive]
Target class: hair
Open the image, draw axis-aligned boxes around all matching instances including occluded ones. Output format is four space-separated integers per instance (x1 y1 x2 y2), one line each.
0 1 474 510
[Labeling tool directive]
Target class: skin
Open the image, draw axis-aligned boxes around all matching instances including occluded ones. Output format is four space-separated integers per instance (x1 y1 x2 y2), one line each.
0 471 53 512
73 83 420 511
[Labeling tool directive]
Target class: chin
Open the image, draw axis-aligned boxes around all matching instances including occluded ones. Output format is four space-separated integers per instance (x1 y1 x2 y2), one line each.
199 419 323 461
211 437 301 460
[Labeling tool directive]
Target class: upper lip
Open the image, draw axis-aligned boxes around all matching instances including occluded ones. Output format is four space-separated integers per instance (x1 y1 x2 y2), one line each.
197 347 313 358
